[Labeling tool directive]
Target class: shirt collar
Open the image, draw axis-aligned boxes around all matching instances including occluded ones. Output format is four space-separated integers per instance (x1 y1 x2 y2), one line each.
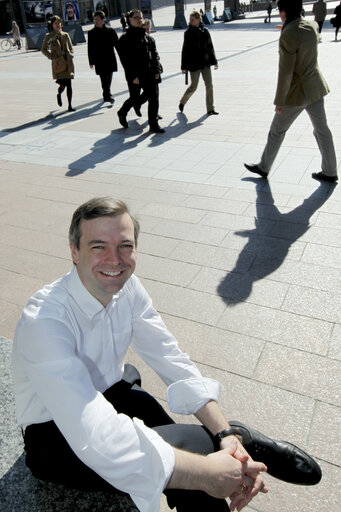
67 265 119 319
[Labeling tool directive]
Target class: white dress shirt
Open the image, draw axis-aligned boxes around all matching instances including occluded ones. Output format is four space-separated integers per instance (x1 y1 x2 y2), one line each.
12 266 220 512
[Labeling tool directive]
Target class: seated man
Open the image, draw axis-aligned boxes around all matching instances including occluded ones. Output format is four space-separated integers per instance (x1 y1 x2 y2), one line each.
12 198 321 512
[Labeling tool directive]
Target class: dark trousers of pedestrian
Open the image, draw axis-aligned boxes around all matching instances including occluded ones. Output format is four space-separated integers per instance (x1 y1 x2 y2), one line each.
23 368 229 512
99 72 113 101
120 80 159 129
317 20 324 33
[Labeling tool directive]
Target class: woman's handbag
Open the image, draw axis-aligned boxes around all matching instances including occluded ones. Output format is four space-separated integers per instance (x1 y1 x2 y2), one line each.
52 56 67 74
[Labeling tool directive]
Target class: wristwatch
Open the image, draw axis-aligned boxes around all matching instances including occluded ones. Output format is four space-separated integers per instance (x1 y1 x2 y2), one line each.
214 428 242 444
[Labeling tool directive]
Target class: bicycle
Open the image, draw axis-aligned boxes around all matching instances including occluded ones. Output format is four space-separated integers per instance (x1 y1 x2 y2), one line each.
1 35 24 51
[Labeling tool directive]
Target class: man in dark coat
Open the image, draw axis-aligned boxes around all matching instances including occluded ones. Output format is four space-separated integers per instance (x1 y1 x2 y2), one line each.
88 10 118 103
179 11 218 116
117 9 164 133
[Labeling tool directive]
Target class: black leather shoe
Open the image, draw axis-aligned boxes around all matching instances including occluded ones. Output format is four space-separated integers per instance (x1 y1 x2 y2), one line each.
229 420 322 485
157 114 163 120
207 110 219 115
244 163 268 179
57 93 62 107
150 125 165 134
179 103 184 113
117 111 128 129
312 171 338 183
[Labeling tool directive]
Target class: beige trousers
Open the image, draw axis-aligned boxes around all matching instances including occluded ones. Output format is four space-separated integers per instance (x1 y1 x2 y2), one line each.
180 66 214 112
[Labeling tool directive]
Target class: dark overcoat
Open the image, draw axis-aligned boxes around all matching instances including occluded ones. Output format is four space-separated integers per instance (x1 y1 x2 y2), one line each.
87 25 118 75
181 22 217 72
117 26 162 84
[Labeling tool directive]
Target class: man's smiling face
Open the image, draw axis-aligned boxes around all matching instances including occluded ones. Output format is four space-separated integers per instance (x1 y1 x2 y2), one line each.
70 214 137 306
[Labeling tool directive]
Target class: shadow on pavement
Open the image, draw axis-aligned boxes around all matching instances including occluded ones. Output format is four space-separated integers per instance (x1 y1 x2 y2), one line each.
66 113 207 176
217 177 337 306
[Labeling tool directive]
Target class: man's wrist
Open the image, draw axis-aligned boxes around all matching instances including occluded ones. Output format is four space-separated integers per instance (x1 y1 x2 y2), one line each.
214 428 242 446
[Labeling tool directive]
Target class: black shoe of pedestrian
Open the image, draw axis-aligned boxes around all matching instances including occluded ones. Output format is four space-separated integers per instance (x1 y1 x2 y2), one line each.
207 110 219 115
150 125 165 134
117 111 128 129
103 97 114 103
244 163 268 179
157 114 163 120
57 93 62 107
228 420 322 485
68 106 76 112
312 171 338 183
179 103 184 113
134 107 142 117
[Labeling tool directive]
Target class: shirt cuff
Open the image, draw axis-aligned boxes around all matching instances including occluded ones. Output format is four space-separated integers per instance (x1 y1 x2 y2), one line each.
167 377 221 415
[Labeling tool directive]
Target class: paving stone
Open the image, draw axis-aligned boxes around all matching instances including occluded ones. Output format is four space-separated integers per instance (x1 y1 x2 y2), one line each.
151 218 227 245
254 344 341 407
282 285 341 324
138 233 180 258
308 401 341 467
217 302 332 355
302 243 341 269
140 278 226 327
329 324 341 361
170 240 255 273
136 253 201 287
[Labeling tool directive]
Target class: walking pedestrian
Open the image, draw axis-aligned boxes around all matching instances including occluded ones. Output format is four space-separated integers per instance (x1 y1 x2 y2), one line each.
179 10 218 116
120 12 127 32
266 3 273 23
41 15 75 112
244 0 338 183
117 9 164 133
333 0 341 41
312 0 327 34
88 10 118 103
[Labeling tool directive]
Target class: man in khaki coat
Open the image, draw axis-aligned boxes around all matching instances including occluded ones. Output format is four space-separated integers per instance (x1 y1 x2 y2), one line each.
245 0 338 183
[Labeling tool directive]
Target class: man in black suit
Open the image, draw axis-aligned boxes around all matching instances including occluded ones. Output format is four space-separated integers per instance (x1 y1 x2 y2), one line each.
88 10 118 103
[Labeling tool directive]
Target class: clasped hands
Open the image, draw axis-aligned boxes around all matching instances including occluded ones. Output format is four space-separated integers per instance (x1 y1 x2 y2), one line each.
207 436 268 512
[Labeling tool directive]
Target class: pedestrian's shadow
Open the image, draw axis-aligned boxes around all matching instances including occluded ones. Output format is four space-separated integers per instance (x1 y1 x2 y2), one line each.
148 113 207 147
42 101 113 131
217 177 337 305
66 114 206 176
66 121 150 176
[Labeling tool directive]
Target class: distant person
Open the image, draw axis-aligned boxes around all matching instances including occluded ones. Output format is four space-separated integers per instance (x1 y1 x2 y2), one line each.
7 20 21 49
244 0 338 183
213 5 217 20
312 0 327 33
266 2 273 22
120 12 127 32
179 10 218 116
117 9 164 133
333 0 341 41
41 15 75 112
88 10 118 103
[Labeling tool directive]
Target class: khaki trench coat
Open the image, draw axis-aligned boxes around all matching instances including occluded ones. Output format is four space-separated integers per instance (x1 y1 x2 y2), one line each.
41 31 74 80
274 18 329 107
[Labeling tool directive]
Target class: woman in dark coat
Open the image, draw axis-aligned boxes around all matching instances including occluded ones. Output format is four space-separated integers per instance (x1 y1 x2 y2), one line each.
179 10 218 116
333 0 341 41
41 15 75 111
88 10 118 103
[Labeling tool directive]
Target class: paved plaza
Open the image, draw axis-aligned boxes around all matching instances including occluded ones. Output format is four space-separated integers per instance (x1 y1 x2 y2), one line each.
0 2 340 511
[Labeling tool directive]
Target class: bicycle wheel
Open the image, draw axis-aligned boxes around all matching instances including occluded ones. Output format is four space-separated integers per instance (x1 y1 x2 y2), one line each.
1 39 11 51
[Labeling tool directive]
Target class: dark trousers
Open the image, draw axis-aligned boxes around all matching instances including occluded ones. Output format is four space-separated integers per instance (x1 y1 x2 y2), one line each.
99 72 113 100
120 80 159 128
23 371 229 511
317 20 324 33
